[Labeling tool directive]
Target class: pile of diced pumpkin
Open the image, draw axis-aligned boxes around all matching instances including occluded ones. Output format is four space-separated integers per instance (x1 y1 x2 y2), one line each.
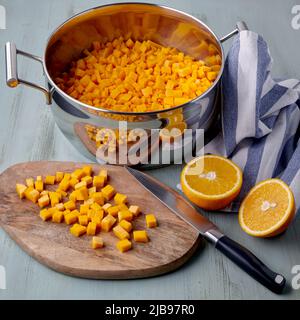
15 166 157 252
55 38 221 112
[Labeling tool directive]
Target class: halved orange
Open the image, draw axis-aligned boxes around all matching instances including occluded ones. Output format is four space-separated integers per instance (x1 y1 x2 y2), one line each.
239 179 295 237
181 155 243 210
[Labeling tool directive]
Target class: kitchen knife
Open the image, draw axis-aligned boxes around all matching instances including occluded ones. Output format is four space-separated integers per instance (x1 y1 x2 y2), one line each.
125 166 286 294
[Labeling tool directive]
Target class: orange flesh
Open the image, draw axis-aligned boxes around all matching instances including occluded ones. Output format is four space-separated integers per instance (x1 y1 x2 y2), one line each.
185 157 239 195
241 182 290 232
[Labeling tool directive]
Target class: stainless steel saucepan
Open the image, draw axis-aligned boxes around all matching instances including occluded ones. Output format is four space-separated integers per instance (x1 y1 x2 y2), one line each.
5 3 247 167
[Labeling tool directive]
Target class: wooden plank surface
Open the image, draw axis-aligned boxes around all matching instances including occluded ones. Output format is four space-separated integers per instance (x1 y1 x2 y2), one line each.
0 0 300 299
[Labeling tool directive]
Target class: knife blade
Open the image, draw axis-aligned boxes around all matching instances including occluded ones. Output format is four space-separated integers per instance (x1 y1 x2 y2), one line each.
126 165 218 237
125 166 286 294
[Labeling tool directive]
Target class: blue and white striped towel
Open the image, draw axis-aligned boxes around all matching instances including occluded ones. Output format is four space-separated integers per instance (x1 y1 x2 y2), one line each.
204 30 300 214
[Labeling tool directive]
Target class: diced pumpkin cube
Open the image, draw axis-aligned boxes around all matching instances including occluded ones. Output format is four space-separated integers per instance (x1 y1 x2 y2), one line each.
118 203 128 211
24 186 33 198
146 214 157 228
56 189 67 198
36 175 42 181
87 222 97 236
63 173 71 180
96 209 104 220
26 178 34 188
76 187 89 201
38 194 50 208
118 210 133 222
87 209 97 221
133 230 149 243
69 177 79 188
113 225 130 240
71 169 84 180
40 190 49 196
87 209 99 220
80 204 89 215
69 208 78 215
59 176 70 192
174 97 189 106
49 192 60 207
101 184 115 200
69 190 78 202
79 74 90 87
90 202 102 212
55 172 64 183
70 224 86 237
63 209 71 216
82 165 93 176
78 215 89 226
91 192 104 205
126 38 134 48
116 239 132 253
64 212 78 225
55 191 62 201
52 210 64 223
88 186 96 196
93 176 105 189
27 189 40 203
119 220 133 232
84 198 94 206
44 176 55 185
75 181 87 190
55 203 65 211
64 200 76 211
101 214 116 232
114 193 127 205
40 209 52 221
91 236 104 249
81 175 92 185
129 205 140 217
16 183 27 199
102 203 112 213
206 71 218 81
48 207 57 215
35 180 44 192
99 169 108 183
91 215 102 228
107 205 119 217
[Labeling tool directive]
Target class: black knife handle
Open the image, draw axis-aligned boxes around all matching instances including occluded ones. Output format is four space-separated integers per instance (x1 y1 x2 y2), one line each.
215 236 286 294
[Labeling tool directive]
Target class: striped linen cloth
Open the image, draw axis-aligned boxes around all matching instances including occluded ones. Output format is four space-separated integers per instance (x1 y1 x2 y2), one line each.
204 30 300 214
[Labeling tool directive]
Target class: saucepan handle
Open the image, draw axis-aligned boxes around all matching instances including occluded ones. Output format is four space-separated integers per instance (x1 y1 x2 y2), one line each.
220 21 248 43
5 42 52 104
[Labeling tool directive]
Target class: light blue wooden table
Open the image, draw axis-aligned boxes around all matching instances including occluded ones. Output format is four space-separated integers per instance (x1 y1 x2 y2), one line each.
0 0 300 299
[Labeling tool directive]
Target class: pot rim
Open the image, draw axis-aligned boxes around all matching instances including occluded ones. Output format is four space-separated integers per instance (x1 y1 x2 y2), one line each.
43 2 225 116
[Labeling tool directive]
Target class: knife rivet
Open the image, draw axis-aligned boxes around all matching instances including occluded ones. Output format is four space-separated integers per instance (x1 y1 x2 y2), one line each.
275 275 284 284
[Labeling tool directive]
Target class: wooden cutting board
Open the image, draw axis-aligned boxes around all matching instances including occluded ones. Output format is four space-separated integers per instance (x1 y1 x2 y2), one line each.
0 161 201 279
